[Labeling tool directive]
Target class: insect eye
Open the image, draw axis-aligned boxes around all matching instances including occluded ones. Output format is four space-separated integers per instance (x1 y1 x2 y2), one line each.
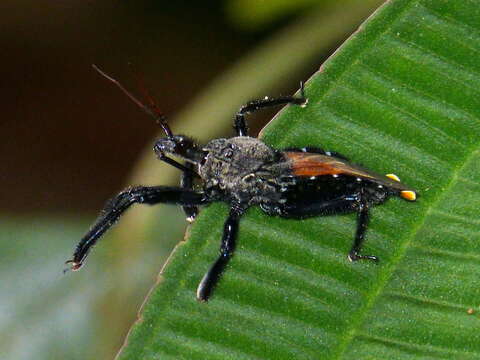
175 136 188 148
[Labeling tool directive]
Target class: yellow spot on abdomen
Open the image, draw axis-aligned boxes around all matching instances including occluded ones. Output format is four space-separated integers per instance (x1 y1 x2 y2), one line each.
401 190 416 201
386 173 401 182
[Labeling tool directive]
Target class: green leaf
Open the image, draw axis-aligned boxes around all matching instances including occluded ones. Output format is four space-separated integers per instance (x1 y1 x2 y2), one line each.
118 0 480 358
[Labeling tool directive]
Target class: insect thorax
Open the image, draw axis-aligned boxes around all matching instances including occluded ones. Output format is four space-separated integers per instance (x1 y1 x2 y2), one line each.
200 137 287 205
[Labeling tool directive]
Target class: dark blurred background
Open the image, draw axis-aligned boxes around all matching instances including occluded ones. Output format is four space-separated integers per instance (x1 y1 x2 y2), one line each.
2 1 262 213
0 1 383 359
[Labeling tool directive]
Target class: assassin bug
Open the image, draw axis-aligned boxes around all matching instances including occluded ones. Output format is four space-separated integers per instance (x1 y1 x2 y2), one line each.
66 66 417 301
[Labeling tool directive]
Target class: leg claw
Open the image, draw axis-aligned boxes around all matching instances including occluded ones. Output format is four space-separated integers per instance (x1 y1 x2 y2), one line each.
348 252 379 263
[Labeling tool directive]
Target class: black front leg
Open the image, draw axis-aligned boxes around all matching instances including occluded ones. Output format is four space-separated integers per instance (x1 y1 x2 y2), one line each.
234 82 307 136
66 186 207 271
181 162 199 222
196 206 245 301
348 200 378 262
156 151 197 174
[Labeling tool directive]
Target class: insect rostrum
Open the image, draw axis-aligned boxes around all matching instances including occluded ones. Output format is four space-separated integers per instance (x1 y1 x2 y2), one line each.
66 68 417 302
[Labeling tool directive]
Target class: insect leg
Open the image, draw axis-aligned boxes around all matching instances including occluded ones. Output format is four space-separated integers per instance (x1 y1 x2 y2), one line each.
278 196 377 261
66 186 207 271
181 162 199 222
234 82 307 136
348 201 378 262
197 206 245 301
279 196 357 218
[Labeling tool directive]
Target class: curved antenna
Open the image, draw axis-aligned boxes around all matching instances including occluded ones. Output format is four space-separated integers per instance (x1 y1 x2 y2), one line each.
92 64 173 138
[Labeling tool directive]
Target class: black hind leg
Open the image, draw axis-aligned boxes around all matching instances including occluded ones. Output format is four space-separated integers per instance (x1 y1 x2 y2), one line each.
279 195 378 263
348 201 378 262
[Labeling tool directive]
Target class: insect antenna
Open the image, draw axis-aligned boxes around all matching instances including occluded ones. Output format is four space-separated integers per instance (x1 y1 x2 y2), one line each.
92 64 173 138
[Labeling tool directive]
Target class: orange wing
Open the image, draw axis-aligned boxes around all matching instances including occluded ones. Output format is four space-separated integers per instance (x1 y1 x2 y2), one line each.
285 152 376 178
284 151 413 193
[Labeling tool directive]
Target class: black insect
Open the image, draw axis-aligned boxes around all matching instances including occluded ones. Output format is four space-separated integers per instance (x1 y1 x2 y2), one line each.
66 66 417 302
